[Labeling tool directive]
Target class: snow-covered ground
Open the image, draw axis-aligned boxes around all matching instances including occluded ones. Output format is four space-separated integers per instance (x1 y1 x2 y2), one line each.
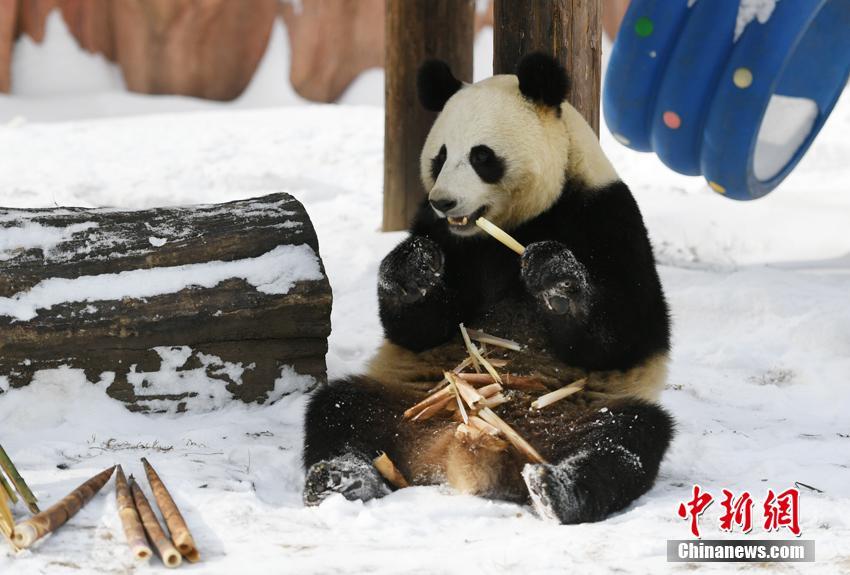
1 14 849 575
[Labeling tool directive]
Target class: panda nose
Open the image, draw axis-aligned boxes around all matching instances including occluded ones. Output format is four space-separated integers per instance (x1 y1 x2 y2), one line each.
429 198 457 213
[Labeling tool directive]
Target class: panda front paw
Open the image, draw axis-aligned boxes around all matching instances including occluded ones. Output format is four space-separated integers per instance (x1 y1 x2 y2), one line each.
303 452 391 506
378 235 445 305
520 241 590 316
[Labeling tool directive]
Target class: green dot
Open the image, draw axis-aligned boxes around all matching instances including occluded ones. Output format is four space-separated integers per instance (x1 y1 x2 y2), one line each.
635 17 654 37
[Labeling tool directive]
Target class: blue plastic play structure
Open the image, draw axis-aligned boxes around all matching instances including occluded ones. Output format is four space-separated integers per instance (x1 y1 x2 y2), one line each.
604 0 850 200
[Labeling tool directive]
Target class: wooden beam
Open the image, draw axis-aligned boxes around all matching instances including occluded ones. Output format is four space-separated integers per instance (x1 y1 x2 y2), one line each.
493 0 602 136
383 0 475 232
0 194 331 411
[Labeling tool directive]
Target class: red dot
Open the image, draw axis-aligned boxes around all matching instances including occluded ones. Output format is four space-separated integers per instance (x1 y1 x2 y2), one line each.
663 111 681 129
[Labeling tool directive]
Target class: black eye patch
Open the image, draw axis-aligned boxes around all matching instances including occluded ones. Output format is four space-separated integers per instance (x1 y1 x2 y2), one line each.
469 145 505 184
430 145 447 182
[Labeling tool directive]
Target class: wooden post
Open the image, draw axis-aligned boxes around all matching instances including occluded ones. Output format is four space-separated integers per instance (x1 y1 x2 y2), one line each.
383 0 475 232
493 0 602 136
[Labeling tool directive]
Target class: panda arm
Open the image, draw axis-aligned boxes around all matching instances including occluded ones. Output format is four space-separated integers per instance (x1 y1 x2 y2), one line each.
377 217 463 351
525 182 670 370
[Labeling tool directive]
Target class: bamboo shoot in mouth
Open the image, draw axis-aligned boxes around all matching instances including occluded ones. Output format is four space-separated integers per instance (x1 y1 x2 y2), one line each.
475 216 525 255
13 466 115 549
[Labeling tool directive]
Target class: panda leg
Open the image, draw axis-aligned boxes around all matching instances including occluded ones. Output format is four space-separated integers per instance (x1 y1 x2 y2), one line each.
302 377 406 506
522 399 674 524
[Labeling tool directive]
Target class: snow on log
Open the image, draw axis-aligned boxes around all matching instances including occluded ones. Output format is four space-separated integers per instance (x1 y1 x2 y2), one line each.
0 193 331 412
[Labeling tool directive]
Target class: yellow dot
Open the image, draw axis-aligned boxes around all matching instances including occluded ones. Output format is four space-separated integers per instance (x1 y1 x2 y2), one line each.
709 181 726 194
733 68 753 88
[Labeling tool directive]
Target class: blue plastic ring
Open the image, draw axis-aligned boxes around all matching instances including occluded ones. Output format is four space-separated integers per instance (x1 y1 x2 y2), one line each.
604 0 850 200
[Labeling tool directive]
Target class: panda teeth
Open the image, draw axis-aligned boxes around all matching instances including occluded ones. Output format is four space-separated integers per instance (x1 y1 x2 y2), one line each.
448 216 469 226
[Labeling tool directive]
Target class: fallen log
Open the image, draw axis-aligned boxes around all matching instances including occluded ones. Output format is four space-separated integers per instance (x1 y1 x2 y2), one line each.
0 193 332 411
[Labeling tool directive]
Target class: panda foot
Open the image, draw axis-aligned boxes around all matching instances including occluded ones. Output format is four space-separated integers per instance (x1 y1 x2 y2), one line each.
303 453 391 506
523 462 589 524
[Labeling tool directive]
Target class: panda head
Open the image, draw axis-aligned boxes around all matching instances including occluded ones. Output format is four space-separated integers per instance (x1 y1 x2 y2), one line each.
418 52 611 236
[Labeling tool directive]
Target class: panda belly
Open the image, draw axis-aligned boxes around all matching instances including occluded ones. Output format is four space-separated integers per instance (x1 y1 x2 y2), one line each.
365 296 669 500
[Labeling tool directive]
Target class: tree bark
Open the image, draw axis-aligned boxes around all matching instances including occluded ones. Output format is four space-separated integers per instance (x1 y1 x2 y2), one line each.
0 194 332 411
493 0 602 136
382 0 475 232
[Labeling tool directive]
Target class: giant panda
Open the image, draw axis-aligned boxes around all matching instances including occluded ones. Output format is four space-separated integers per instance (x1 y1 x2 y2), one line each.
302 53 673 524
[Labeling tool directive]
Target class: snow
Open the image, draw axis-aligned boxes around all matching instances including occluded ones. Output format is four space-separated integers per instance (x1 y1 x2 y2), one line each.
0 222 97 261
754 94 819 180
0 15 848 575
0 244 323 321
735 0 779 41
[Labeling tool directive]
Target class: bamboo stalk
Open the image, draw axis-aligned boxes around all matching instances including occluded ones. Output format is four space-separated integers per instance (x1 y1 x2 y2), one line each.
130 478 182 568
115 466 152 562
459 324 502 384
0 470 18 505
12 465 115 549
475 216 525 255
141 458 199 563
372 452 409 489
531 378 588 410
0 445 39 514
477 408 546 464
465 328 523 352
0 486 16 551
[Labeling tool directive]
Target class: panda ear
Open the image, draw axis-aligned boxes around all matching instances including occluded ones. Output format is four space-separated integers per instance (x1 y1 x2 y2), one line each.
417 60 463 112
516 52 570 109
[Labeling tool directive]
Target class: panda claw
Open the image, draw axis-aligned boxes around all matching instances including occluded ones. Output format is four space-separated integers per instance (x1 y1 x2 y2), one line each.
303 453 391 506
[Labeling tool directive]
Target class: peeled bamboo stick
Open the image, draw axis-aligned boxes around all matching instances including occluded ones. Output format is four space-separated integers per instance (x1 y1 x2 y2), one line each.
465 329 523 352
141 458 199 563
453 379 485 409
404 386 454 419
531 378 588 410
0 470 18 505
130 479 182 568
478 393 509 409
0 445 39 514
468 415 501 436
411 396 452 421
447 375 469 425
476 383 503 398
115 466 152 562
13 465 115 549
477 408 546 464
475 216 525 255
372 452 409 489
459 324 502 384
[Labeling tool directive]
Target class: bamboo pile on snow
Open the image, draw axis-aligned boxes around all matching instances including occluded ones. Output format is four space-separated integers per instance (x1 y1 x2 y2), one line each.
0 484 15 550
0 444 39 514
142 458 200 563
115 466 152 562
12 465 116 549
130 478 182 568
